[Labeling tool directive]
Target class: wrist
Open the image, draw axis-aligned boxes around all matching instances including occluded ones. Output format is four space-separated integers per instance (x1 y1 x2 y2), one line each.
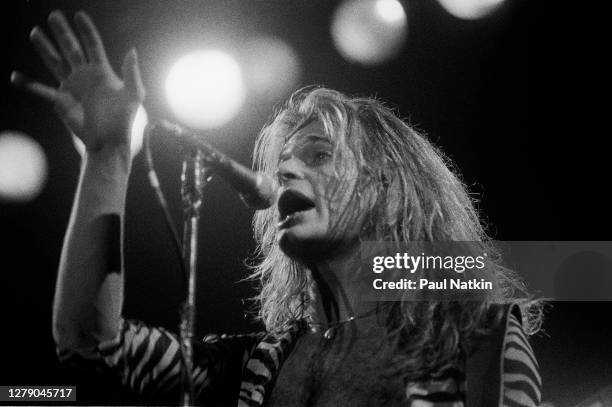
84 143 132 175
80 144 132 214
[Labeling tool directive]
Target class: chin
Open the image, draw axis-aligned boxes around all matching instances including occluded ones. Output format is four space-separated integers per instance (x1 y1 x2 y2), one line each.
277 227 330 263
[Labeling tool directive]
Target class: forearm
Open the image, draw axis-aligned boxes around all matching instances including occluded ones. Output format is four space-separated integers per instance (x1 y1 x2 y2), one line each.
52 146 131 354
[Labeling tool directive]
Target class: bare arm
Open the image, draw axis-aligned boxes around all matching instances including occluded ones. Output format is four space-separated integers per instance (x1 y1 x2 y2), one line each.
12 10 144 355
53 146 131 353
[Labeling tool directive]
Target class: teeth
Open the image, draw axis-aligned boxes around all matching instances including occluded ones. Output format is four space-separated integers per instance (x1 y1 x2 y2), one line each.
278 206 315 227
278 189 315 223
278 211 299 225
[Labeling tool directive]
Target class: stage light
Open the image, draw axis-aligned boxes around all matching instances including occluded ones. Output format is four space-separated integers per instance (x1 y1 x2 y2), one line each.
376 0 406 23
0 131 48 202
71 105 148 159
331 0 408 66
165 50 245 129
436 0 505 20
242 36 301 101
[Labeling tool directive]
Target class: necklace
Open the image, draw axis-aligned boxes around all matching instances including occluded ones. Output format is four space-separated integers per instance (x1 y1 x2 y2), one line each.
308 308 379 340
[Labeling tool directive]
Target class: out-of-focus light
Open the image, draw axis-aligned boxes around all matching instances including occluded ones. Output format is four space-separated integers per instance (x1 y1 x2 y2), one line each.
0 131 48 202
376 0 405 23
130 105 148 155
331 0 408 66
165 50 245 129
71 105 148 159
436 0 505 19
242 36 301 101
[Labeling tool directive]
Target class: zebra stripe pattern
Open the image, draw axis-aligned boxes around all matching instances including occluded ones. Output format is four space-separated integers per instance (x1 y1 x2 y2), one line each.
238 322 304 407
401 313 541 406
501 314 542 407
96 319 263 403
56 312 541 406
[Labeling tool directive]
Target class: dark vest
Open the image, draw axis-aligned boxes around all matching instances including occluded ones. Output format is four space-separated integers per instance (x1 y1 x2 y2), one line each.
466 303 522 406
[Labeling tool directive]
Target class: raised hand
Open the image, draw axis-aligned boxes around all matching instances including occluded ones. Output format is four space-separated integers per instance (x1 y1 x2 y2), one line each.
11 10 145 154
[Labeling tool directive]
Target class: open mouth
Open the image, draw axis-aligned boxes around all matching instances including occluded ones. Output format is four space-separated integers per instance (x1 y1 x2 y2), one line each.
278 189 316 222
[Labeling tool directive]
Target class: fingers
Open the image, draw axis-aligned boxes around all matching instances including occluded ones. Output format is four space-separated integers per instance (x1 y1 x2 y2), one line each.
11 71 82 130
121 49 146 102
29 26 70 81
48 10 86 69
74 10 109 66
29 10 108 81
11 71 60 102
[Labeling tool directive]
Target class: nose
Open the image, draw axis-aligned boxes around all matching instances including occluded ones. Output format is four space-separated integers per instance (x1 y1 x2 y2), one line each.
277 157 305 185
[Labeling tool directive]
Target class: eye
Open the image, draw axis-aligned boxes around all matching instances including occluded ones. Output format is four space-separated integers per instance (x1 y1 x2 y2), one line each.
310 151 332 166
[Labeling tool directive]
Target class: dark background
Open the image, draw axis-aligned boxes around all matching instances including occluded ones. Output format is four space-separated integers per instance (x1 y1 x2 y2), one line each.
0 0 609 405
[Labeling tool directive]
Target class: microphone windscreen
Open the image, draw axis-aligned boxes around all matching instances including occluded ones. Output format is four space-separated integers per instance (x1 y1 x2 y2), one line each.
239 173 278 209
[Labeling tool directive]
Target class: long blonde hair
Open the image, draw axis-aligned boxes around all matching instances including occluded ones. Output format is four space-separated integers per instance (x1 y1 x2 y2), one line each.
250 87 541 378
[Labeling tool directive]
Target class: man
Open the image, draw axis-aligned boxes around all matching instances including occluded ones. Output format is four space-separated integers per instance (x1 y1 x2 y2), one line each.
12 10 542 406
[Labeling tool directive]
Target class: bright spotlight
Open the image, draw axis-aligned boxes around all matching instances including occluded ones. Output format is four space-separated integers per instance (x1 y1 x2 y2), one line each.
376 0 406 24
0 131 48 202
242 36 301 101
71 105 148 159
436 0 505 19
166 50 245 129
331 0 408 66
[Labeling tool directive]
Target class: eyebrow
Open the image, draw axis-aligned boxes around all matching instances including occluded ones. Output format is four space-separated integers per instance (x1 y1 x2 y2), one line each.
299 134 332 143
281 134 332 152
278 134 333 164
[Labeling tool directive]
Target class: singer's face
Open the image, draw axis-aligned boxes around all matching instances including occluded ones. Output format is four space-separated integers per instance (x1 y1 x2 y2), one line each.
275 120 364 262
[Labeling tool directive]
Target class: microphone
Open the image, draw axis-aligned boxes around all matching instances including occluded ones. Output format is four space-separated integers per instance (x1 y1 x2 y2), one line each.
149 120 278 209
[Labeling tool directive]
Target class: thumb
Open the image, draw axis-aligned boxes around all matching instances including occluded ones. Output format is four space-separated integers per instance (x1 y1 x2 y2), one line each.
121 48 145 102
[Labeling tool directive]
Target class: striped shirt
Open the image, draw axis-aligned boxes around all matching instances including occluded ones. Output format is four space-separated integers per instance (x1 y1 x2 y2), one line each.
68 310 540 406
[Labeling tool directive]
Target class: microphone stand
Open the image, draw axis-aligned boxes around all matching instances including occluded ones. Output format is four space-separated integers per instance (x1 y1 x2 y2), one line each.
179 148 213 407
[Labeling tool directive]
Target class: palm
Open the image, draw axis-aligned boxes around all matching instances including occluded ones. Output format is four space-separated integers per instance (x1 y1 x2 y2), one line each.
12 10 144 153
59 65 132 149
